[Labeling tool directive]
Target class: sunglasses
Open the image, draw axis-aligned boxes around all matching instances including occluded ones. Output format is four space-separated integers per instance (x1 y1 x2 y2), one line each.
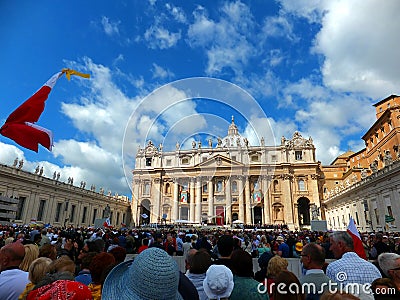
390 266 400 271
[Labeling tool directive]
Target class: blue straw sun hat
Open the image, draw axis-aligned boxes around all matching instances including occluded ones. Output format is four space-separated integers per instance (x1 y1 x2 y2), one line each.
102 247 183 300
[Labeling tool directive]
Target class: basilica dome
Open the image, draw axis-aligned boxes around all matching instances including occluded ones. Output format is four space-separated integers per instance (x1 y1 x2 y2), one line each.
221 116 249 148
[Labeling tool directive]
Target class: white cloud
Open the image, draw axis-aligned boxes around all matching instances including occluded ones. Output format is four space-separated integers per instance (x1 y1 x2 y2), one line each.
101 16 120 37
165 3 187 23
261 15 298 42
151 63 174 79
187 1 256 76
279 78 376 164
279 0 400 99
144 25 181 49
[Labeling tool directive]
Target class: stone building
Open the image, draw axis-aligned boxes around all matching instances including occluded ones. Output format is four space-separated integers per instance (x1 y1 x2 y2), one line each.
132 117 323 230
0 160 131 227
322 95 400 231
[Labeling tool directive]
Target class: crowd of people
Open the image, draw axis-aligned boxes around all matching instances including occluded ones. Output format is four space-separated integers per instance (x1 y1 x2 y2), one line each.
0 223 400 299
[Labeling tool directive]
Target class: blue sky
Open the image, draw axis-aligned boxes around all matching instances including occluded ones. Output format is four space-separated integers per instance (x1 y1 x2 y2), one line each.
1 0 399 196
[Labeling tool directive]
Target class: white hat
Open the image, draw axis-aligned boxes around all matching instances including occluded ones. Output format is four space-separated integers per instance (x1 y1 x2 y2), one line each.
276 236 284 241
203 265 234 300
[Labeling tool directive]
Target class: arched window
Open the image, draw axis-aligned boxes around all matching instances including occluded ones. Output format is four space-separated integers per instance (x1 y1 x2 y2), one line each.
216 180 223 192
165 183 171 194
273 180 279 192
232 181 238 193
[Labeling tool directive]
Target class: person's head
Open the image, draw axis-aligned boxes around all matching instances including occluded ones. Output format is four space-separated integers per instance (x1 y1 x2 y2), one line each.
185 248 198 271
102 248 183 299
0 241 25 271
301 243 326 270
329 231 354 259
272 270 305 300
89 252 116 284
188 250 211 274
258 251 273 270
203 265 234 300
49 255 76 275
230 249 253 277
142 238 149 246
19 243 39 271
80 251 97 270
28 257 52 284
377 252 400 281
39 243 57 260
371 277 397 294
217 235 234 258
276 235 285 244
108 246 127 265
267 256 288 278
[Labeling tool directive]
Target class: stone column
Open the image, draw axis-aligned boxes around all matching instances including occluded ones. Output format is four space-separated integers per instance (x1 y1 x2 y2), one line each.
190 178 196 222
262 175 271 224
152 178 161 223
195 177 202 223
173 179 179 222
131 179 140 226
245 176 251 224
225 177 232 225
207 177 214 223
282 174 295 228
238 176 245 222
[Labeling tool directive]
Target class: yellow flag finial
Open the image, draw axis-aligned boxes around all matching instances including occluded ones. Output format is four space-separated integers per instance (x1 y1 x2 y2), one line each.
61 68 91 81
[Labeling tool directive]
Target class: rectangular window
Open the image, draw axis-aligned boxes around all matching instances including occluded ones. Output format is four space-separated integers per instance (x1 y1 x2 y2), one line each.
216 180 223 192
166 159 172 166
143 182 151 195
37 200 46 221
295 151 303 160
116 212 120 225
16 197 26 220
231 156 236 161
271 155 277 162
251 155 259 162
55 202 62 222
298 179 306 191
146 157 152 166
92 209 98 224
82 207 87 223
232 197 238 202
202 184 208 193
202 197 207 202
70 205 76 222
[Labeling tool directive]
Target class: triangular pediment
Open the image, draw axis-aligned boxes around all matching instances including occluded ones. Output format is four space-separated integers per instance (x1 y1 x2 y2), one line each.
196 154 244 168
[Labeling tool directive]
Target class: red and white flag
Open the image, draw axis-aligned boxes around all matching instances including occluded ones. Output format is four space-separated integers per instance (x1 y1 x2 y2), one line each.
103 218 111 228
0 69 90 152
347 216 367 259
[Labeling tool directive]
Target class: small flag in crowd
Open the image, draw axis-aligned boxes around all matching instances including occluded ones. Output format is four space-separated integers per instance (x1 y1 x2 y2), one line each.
347 216 367 259
103 218 111 228
0 69 90 152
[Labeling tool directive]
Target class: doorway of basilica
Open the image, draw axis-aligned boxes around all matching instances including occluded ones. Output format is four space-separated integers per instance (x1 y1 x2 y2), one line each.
139 199 151 225
297 197 311 226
